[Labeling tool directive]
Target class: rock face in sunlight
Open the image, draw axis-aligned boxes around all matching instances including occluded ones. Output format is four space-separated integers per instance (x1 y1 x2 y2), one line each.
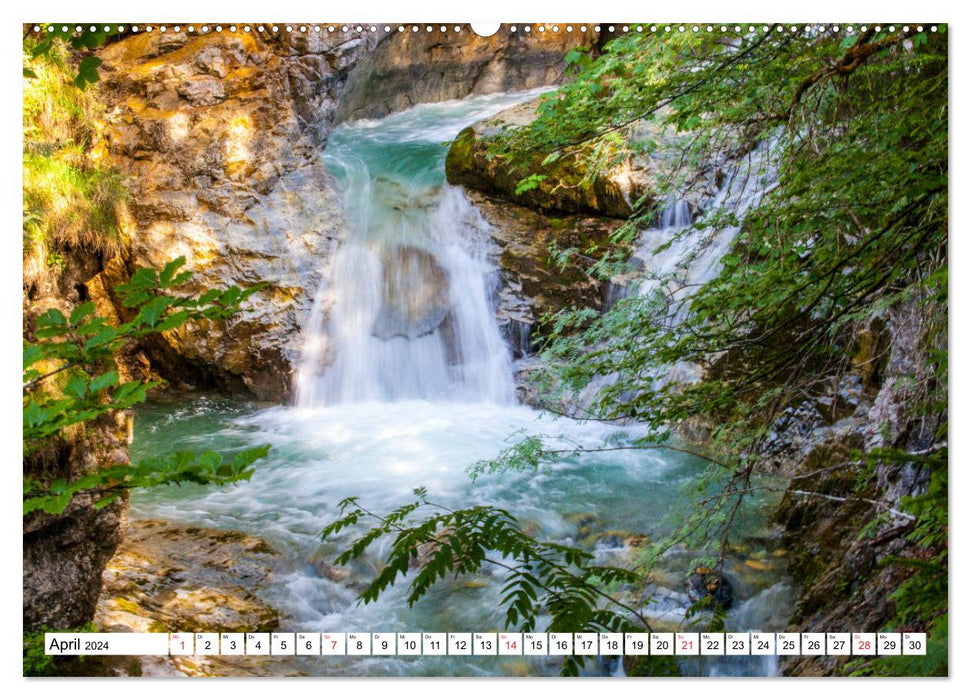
96 519 280 634
97 31 377 401
89 519 286 677
335 25 586 123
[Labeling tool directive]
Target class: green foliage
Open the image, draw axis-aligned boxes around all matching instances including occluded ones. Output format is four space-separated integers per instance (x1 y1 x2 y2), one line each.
23 631 58 677
326 27 947 676
23 33 125 283
74 55 103 89
26 24 115 87
501 28 947 458
625 654 681 677
321 488 652 676
513 173 548 195
23 622 97 676
23 258 269 515
465 434 551 482
23 447 269 515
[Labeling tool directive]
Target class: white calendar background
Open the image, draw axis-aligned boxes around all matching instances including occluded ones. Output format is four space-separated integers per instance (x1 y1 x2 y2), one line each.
46 631 927 657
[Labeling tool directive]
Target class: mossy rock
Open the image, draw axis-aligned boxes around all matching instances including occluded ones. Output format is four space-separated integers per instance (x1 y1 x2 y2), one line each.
445 99 654 218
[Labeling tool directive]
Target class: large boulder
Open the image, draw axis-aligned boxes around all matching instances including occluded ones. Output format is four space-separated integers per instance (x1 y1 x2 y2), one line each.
686 566 735 610
372 246 450 340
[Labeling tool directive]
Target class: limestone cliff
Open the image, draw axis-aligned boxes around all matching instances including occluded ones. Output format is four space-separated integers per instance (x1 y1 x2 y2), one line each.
96 30 377 401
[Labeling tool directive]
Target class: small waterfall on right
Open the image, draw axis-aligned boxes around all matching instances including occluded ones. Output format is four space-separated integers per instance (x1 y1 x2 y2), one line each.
629 144 779 388
634 145 789 678
635 143 778 324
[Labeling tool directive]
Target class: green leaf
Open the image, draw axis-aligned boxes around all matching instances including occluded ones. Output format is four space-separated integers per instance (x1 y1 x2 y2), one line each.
88 370 119 393
73 55 102 89
69 302 95 327
70 30 110 51
159 257 187 287
116 268 159 301
23 344 48 370
62 375 88 399
136 296 174 327
35 308 68 338
93 493 122 509
514 174 547 196
29 37 53 58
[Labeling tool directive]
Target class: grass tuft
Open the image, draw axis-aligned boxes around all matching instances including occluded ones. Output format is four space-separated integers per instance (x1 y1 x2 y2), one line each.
23 39 128 287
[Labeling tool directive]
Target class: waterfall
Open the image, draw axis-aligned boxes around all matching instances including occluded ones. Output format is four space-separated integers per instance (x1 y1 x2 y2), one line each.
635 142 778 326
132 99 794 677
578 142 779 403
294 95 541 407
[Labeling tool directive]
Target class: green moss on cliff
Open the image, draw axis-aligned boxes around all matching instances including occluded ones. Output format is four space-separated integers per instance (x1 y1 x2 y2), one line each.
23 39 128 287
445 102 648 219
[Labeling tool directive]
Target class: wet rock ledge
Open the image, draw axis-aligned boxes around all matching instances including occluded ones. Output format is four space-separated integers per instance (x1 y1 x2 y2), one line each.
90 519 293 676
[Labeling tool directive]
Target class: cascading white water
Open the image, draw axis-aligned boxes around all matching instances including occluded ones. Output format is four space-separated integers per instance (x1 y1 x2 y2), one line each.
583 144 779 401
635 142 778 325
293 94 540 407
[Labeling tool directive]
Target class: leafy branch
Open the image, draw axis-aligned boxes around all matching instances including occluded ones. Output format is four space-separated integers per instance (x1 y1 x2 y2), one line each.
321 488 653 675
23 447 269 515
23 257 269 514
25 24 115 88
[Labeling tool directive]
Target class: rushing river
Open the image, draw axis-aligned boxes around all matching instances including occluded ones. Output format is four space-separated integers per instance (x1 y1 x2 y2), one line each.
130 92 795 677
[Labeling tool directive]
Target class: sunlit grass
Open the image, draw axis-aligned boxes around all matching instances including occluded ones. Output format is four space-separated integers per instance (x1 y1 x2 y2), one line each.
23 39 128 287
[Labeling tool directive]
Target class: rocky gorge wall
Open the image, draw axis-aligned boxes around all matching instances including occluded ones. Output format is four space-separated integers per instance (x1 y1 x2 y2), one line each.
23 240 132 630
769 301 945 675
93 25 587 403
96 30 378 402
335 25 586 122
27 28 943 675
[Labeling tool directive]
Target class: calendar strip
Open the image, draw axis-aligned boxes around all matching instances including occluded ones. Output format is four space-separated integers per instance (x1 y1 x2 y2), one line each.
44 632 927 657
